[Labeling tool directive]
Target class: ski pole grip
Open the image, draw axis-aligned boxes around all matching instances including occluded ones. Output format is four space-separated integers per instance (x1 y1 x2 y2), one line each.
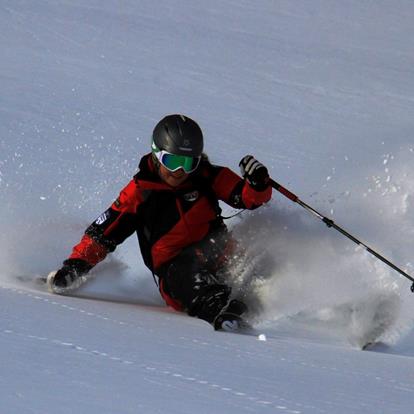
270 179 298 202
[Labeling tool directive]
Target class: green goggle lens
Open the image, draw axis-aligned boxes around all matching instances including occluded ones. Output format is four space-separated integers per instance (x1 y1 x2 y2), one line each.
154 149 200 173
161 153 199 173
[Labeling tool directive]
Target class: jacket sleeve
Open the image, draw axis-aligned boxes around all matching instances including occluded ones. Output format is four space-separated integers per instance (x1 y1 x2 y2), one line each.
68 179 142 268
211 166 272 209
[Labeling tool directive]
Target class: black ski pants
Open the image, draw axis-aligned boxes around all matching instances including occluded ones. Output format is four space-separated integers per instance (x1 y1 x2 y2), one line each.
157 230 237 323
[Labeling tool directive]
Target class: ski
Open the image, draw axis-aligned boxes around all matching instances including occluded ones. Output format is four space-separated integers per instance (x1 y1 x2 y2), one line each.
15 275 47 285
361 341 387 351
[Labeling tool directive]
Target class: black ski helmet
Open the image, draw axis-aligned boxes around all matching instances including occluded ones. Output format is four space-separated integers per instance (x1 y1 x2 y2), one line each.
152 114 203 157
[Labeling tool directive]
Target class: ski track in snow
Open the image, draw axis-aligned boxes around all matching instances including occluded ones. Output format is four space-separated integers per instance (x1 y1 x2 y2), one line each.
1 286 305 414
2 283 414 414
3 326 307 414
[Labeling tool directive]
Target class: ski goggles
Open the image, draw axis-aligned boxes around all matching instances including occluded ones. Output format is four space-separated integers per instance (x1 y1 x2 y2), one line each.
153 149 201 173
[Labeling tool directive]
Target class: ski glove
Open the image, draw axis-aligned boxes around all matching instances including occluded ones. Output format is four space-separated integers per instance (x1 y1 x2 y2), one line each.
53 258 92 288
239 155 270 191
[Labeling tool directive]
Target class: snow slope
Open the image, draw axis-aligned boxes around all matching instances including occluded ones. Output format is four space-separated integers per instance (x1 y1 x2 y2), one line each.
1 1 414 412
2 281 414 414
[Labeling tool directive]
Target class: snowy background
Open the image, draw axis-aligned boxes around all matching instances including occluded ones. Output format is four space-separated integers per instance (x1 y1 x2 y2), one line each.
1 1 414 412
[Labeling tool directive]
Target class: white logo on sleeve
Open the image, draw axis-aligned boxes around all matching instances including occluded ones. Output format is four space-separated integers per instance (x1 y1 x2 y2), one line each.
95 211 110 225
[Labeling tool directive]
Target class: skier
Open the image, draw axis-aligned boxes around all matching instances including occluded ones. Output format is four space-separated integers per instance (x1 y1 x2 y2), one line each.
47 114 272 331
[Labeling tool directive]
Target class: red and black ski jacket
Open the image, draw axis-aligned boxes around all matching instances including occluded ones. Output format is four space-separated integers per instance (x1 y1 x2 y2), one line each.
67 153 272 273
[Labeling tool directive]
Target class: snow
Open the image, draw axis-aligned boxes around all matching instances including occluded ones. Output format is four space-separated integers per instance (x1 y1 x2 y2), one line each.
1 1 414 412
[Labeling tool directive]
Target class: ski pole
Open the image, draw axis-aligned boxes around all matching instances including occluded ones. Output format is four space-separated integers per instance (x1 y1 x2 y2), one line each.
270 178 414 292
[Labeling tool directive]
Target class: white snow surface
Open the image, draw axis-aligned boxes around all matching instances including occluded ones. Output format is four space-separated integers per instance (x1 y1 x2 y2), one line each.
2 1 414 413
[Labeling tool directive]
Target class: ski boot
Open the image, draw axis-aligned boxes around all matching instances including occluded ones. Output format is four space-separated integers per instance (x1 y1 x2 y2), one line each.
214 299 251 332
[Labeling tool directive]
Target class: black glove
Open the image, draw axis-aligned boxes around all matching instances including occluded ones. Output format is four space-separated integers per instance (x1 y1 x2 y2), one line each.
53 259 92 288
239 155 270 191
